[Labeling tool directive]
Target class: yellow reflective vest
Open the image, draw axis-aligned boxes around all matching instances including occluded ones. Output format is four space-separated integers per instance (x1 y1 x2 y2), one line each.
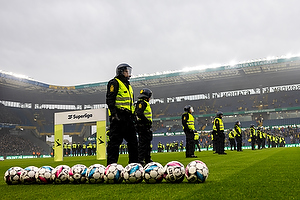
213 118 224 132
115 78 134 113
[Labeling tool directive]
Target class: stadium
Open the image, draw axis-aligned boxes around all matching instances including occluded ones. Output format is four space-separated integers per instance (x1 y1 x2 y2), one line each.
1 56 300 157
1 56 300 199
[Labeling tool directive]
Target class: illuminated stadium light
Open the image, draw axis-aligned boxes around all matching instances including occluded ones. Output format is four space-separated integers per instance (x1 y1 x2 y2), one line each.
0 70 33 80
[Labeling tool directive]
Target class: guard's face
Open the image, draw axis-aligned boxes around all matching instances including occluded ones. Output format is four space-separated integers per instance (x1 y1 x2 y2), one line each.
123 67 132 79
190 107 194 113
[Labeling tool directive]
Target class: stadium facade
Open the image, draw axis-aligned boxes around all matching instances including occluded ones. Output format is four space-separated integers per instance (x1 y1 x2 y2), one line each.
1 56 300 154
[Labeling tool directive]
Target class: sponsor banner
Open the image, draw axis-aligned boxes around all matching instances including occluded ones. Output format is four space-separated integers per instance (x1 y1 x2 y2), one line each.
5 155 51 159
54 108 106 125
153 132 185 137
262 83 300 93
212 88 260 99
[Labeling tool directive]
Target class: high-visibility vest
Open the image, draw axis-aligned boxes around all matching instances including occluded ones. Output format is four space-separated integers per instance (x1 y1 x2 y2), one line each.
250 127 256 137
257 130 262 139
234 125 242 137
213 118 224 131
183 112 195 131
137 99 152 122
114 78 134 113
194 132 199 140
229 131 235 139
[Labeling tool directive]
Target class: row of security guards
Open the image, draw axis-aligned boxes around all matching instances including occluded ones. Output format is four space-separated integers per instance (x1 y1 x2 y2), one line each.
228 123 286 151
157 141 185 152
52 142 97 157
228 121 243 151
249 125 286 149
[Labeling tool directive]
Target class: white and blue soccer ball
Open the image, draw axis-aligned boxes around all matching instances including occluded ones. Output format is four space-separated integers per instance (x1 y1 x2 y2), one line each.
86 164 106 184
123 163 144 183
185 160 209 183
69 164 88 184
35 166 53 184
143 162 164 184
4 166 23 185
163 161 185 183
20 166 39 184
104 163 124 184
51 165 70 184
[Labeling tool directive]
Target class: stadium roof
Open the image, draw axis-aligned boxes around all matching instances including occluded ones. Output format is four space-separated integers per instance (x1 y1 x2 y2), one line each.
1 56 300 95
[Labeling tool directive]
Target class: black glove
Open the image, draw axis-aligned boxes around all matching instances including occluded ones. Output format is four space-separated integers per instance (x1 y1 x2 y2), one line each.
111 113 120 121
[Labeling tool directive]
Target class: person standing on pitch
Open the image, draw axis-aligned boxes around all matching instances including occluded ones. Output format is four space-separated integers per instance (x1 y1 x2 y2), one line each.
250 124 256 150
106 63 138 165
135 88 153 165
234 121 243 152
213 111 226 154
228 128 236 151
182 105 197 158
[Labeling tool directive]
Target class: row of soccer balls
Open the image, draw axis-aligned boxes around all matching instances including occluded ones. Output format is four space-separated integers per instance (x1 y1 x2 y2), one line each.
4 160 209 185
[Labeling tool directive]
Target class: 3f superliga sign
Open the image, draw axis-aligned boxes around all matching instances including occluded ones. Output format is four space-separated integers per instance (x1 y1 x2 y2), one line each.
54 108 106 161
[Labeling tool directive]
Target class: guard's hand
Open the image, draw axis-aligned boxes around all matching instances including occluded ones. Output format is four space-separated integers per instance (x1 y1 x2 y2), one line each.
112 113 120 121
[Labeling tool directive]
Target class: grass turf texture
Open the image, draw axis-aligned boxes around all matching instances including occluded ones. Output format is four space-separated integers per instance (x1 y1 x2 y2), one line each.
1 147 299 200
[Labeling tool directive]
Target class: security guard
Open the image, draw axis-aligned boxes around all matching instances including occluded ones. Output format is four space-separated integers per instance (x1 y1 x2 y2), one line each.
213 111 226 154
257 127 262 149
182 105 197 158
87 142 93 156
67 143 72 156
234 121 242 151
135 88 153 165
180 140 184 152
157 142 163 152
228 128 236 151
106 63 138 165
82 143 87 156
194 132 201 152
166 142 170 152
77 142 82 156
250 124 256 150
72 143 77 156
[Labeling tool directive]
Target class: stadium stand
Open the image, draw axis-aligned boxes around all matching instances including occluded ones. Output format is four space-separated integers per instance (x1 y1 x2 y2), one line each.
1 56 300 154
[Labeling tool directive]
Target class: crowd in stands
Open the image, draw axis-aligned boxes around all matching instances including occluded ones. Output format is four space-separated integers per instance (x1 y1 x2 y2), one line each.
151 125 300 152
0 89 300 157
0 104 22 124
0 128 44 157
152 91 299 118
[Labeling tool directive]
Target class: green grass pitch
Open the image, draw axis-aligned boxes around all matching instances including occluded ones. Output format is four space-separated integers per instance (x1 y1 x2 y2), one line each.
1 147 300 200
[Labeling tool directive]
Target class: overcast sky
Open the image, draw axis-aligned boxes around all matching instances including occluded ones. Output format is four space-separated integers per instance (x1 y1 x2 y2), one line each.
0 0 299 86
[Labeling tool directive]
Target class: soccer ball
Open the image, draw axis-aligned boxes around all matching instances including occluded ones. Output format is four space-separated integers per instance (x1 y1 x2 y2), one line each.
185 160 209 183
143 162 164 184
51 165 70 184
104 163 124 184
123 163 144 183
69 164 88 184
20 166 39 184
4 167 23 185
163 161 185 183
86 164 106 184
35 166 53 184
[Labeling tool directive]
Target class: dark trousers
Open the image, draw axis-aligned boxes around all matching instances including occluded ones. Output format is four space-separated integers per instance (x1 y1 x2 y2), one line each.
194 140 201 151
229 138 236 150
185 130 195 157
251 136 256 150
137 126 152 163
236 136 242 151
216 132 225 153
107 117 138 165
